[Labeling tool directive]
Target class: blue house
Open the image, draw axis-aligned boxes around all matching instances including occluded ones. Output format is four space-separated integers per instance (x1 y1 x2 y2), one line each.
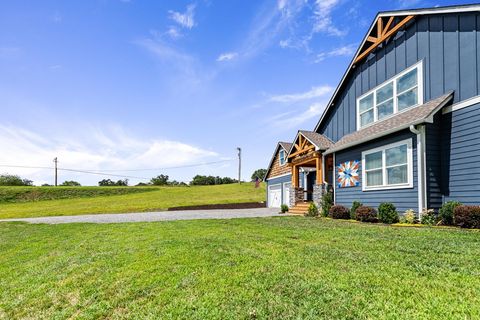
265 4 480 216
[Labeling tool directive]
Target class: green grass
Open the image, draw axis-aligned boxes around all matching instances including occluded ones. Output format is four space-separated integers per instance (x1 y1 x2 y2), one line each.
0 217 479 319
0 183 265 219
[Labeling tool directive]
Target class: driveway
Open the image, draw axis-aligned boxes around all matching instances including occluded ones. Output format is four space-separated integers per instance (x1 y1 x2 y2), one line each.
0 208 284 224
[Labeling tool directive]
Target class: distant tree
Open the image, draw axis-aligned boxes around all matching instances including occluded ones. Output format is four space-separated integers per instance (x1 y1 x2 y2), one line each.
99 179 128 186
60 180 81 186
251 169 267 181
135 182 151 186
150 174 169 186
0 174 33 186
190 175 237 185
41 183 52 187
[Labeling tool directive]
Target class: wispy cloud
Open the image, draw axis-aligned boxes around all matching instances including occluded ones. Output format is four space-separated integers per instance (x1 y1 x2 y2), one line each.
0 124 219 185
268 102 327 129
269 85 333 103
311 0 345 36
217 52 238 62
165 26 183 39
314 43 357 63
396 0 422 9
169 4 196 29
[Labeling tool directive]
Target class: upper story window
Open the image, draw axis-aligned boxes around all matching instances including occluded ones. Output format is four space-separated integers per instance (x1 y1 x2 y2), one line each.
279 149 286 166
357 62 423 129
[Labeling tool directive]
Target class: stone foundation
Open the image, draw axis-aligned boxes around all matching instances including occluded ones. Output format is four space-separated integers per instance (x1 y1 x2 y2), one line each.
289 187 304 206
312 183 325 207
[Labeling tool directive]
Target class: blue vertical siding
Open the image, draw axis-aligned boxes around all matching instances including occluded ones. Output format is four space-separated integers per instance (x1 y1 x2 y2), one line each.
334 130 418 213
317 12 480 142
425 113 443 210
442 103 480 205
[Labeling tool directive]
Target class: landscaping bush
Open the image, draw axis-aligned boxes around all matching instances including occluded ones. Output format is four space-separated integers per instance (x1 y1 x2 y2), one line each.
280 204 289 214
305 202 319 217
329 205 350 219
401 209 417 224
420 208 438 226
378 202 399 224
454 205 480 229
355 206 378 223
321 192 333 217
439 201 462 226
350 201 362 220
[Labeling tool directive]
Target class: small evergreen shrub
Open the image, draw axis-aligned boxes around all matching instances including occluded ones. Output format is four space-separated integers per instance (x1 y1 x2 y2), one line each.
305 202 319 217
321 192 333 217
350 201 362 220
329 205 350 219
420 208 438 225
454 205 480 229
401 209 417 224
355 206 378 223
280 204 289 214
378 202 399 224
439 201 462 226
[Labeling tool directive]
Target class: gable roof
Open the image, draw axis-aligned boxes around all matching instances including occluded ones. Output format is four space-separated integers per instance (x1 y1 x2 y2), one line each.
313 3 480 133
264 141 292 181
297 130 334 151
324 92 453 154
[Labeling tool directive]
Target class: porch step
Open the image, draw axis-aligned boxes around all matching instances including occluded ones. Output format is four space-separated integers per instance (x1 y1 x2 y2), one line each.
288 202 312 215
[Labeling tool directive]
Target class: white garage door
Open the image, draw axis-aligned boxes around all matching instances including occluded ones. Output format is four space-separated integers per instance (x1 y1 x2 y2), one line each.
268 184 282 208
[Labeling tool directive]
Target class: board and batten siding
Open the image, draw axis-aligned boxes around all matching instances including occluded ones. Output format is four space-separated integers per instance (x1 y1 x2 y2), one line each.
334 130 418 213
425 113 443 210
317 12 480 142
441 103 480 205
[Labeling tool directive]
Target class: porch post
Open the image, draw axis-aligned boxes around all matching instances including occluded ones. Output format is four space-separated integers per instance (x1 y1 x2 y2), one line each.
315 156 322 185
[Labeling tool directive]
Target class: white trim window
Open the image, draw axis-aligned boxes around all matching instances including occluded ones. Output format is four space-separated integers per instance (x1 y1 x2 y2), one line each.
357 62 424 129
362 139 413 191
279 149 286 166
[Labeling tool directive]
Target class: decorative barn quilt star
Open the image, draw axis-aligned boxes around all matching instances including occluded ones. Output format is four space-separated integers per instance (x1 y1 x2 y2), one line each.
337 160 360 188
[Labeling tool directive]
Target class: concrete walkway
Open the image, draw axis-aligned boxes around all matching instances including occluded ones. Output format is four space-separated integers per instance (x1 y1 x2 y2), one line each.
0 208 284 224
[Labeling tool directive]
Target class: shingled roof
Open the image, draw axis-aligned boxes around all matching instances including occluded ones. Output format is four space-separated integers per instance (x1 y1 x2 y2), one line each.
297 130 334 151
324 92 454 154
278 142 292 152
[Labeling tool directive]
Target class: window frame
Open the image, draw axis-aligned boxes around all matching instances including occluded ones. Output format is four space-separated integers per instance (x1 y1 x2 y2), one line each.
279 149 286 166
361 138 414 191
356 61 424 130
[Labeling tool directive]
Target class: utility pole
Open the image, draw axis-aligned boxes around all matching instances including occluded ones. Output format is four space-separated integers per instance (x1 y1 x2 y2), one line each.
237 147 242 184
53 157 58 186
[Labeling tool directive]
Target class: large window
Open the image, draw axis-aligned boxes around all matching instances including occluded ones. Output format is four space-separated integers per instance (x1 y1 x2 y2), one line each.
357 62 423 129
361 139 413 191
279 149 286 166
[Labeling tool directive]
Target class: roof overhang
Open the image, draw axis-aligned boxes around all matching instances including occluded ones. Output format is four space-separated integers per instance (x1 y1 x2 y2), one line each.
264 142 290 182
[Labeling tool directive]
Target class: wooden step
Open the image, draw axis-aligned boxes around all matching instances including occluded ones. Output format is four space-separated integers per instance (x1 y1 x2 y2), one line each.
288 202 313 214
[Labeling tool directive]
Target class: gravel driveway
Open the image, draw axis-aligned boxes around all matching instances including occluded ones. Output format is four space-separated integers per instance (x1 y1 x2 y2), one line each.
0 208 284 224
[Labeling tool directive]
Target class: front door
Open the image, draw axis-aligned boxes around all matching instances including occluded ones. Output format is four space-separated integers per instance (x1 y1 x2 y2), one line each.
306 172 316 201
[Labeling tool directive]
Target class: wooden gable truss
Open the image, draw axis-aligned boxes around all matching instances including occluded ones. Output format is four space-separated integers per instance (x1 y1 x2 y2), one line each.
354 15 415 64
288 133 322 186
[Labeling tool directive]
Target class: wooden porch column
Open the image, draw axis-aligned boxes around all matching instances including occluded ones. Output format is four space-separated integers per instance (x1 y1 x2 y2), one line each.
316 156 323 184
292 164 299 187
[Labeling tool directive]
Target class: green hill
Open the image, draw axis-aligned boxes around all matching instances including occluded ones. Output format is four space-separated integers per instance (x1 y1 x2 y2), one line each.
0 183 266 219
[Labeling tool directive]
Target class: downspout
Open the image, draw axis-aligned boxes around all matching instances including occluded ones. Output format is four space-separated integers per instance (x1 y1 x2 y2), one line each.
410 124 426 218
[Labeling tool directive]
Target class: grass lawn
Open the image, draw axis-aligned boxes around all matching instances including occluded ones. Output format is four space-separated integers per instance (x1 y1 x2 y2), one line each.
1 217 479 319
0 183 265 219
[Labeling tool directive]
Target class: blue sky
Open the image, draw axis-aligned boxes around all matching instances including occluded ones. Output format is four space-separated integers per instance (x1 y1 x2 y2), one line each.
0 0 473 185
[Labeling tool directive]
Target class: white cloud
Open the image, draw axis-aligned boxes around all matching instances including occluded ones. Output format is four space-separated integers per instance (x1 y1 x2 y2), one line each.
216 52 238 62
0 125 219 185
312 0 345 37
397 0 422 9
169 4 196 29
269 102 327 129
314 43 357 62
166 26 182 39
269 85 334 103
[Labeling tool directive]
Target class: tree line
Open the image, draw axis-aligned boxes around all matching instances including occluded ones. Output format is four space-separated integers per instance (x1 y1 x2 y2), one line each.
0 169 268 187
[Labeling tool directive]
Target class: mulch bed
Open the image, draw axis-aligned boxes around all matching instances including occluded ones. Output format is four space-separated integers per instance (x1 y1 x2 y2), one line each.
167 202 266 211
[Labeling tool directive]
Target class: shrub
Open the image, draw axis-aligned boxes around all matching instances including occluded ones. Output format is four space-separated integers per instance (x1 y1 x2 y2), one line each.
280 204 289 214
401 209 417 224
321 192 333 217
454 205 480 229
355 206 378 223
350 201 362 220
378 202 399 224
0 174 33 186
439 201 462 226
305 202 319 217
329 205 350 219
60 180 81 186
420 208 438 225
